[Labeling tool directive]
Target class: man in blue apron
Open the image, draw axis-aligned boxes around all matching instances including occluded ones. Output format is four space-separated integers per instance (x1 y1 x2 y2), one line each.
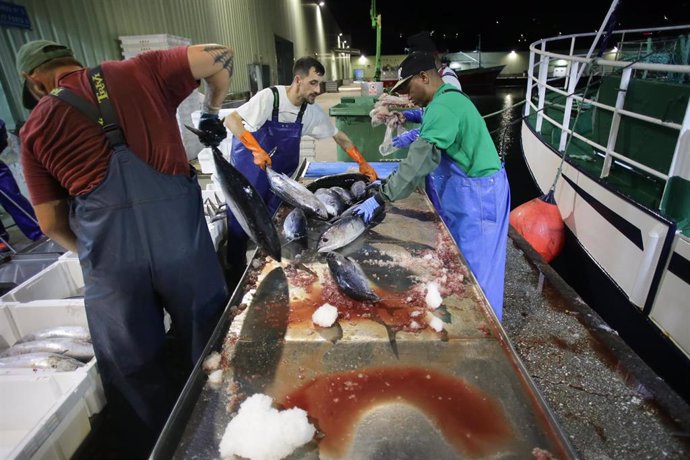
352 52 511 320
18 40 231 455
392 31 463 211
0 119 43 247
223 57 378 272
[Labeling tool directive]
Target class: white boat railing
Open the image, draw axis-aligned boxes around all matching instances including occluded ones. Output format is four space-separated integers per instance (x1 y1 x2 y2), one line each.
524 25 690 203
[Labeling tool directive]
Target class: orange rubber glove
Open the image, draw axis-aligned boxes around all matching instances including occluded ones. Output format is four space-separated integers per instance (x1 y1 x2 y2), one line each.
240 131 272 169
346 146 378 181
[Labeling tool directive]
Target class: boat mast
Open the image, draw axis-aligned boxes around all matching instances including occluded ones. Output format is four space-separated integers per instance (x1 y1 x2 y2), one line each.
477 34 482 68
370 0 382 81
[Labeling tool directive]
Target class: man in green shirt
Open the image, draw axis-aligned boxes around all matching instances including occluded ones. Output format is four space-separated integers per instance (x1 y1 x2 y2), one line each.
353 51 511 319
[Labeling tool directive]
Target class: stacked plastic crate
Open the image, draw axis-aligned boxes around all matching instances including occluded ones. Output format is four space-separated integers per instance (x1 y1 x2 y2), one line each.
0 254 106 460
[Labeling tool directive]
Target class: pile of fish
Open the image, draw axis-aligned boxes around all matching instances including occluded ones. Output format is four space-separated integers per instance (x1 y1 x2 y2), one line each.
0 325 93 371
203 193 226 225
266 169 385 303
183 125 385 304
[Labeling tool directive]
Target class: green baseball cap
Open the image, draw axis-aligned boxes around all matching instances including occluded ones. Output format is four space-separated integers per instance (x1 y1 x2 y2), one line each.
16 40 74 110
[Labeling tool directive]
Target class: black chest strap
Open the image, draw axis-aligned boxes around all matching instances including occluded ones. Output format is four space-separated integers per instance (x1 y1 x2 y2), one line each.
269 86 307 123
49 66 127 148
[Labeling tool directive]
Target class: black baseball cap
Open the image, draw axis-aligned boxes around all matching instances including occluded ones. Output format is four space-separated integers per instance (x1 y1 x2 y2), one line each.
390 51 436 94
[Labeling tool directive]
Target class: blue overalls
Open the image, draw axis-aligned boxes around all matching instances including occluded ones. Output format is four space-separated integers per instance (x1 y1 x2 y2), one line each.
51 68 227 443
0 119 42 242
226 87 307 266
0 161 43 241
428 155 511 319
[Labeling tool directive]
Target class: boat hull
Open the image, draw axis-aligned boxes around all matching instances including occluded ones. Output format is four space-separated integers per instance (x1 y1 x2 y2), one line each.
521 121 690 401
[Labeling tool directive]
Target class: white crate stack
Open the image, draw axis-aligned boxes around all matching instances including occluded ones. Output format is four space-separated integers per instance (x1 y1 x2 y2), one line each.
0 257 106 460
119 34 191 59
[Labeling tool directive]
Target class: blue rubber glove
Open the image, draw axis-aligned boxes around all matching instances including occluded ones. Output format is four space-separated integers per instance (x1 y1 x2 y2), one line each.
392 128 420 149
402 109 423 123
197 113 227 147
352 195 382 224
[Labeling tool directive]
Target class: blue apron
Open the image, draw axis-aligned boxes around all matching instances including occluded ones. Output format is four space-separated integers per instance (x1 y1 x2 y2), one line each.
226 87 307 265
0 161 43 241
52 68 227 440
428 155 510 319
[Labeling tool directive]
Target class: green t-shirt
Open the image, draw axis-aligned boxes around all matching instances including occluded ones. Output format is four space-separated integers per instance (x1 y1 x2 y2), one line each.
420 84 501 177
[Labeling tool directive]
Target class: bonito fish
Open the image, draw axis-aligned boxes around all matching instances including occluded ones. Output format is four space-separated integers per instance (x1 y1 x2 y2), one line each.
350 180 367 201
314 188 346 218
16 325 90 344
184 125 282 262
212 149 282 262
0 352 85 371
329 186 353 205
326 252 380 302
266 167 328 219
283 208 308 241
317 214 367 252
1 338 94 362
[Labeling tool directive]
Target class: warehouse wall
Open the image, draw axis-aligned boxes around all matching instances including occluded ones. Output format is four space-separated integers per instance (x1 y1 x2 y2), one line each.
0 0 344 128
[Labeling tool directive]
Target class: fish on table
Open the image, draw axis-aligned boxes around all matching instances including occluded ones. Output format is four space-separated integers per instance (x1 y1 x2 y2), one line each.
16 325 91 344
314 188 346 218
326 252 380 303
184 125 282 262
1 338 94 362
0 352 85 371
266 167 329 220
318 214 367 253
283 208 308 242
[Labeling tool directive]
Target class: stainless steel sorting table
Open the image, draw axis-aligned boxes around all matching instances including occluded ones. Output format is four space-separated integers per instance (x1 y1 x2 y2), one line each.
152 161 574 459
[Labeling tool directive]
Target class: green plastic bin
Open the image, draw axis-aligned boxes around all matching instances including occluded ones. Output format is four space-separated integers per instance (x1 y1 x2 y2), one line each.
329 96 418 162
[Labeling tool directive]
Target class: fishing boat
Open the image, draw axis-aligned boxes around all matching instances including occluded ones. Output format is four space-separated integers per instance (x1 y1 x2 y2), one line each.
520 21 690 399
455 65 506 90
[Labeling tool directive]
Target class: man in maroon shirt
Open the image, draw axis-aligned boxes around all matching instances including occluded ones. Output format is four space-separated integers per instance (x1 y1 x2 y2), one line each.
18 39 232 455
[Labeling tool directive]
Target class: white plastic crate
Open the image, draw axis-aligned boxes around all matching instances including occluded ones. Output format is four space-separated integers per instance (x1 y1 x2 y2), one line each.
8 300 87 342
0 259 83 304
0 300 105 460
118 34 190 47
0 373 93 459
0 305 18 349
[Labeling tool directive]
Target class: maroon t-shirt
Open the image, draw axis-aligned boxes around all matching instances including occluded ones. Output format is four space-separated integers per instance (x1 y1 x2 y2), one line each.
21 46 198 205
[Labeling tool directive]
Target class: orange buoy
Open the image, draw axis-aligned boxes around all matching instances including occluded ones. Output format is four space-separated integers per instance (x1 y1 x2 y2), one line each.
510 191 565 262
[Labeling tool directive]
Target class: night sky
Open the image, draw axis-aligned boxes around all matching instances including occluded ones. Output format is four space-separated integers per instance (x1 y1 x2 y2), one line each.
325 0 690 55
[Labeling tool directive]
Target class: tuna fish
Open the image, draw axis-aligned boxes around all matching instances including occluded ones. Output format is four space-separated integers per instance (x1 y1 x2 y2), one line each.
266 167 329 219
16 326 91 344
306 173 370 192
317 214 367 252
1 338 94 362
0 352 85 371
326 252 380 302
329 186 353 205
185 125 282 262
314 188 346 218
350 181 367 201
283 208 308 241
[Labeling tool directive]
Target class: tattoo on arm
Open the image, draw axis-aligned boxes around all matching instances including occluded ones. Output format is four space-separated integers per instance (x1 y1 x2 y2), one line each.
203 46 234 77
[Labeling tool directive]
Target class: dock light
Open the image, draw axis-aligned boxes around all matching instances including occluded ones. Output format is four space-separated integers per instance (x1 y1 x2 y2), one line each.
509 50 517 59
612 46 618 52
319 1 324 6
358 55 367 64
